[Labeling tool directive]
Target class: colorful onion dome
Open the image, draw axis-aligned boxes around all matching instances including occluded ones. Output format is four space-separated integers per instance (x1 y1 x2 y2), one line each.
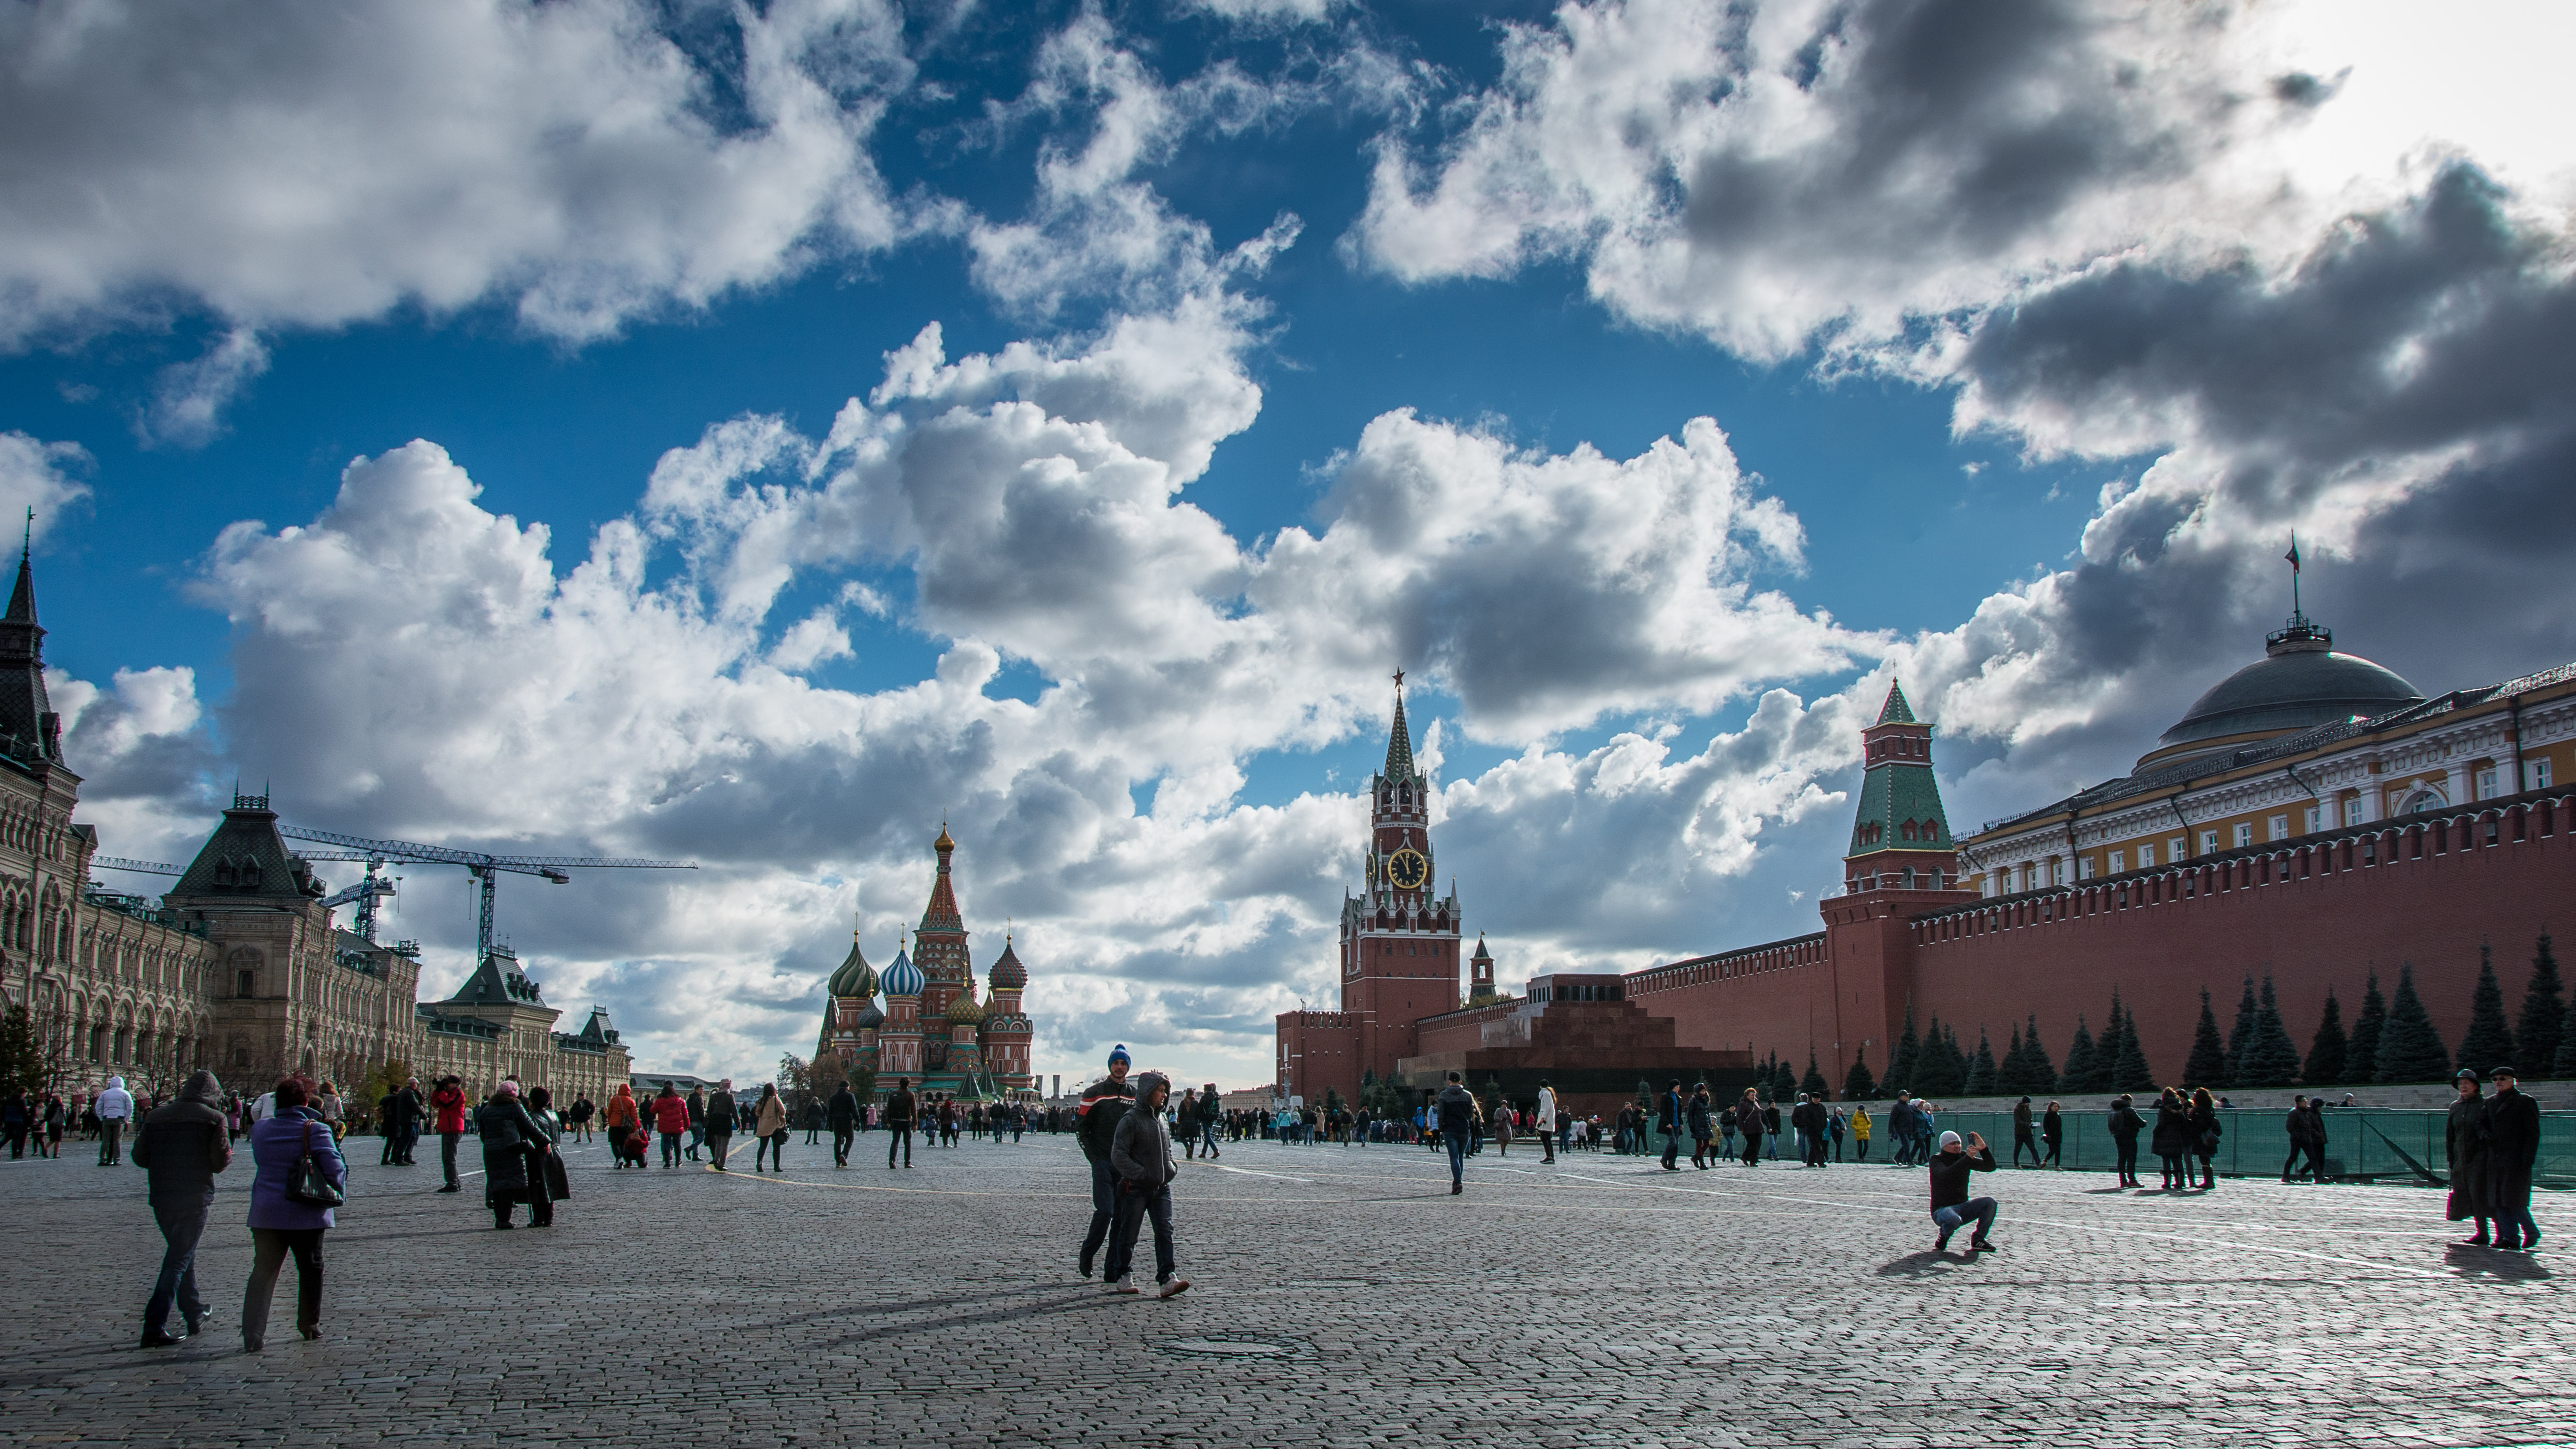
988 938 1027 989
880 948 925 997
826 935 876 999
852 998 886 1030
946 991 987 1025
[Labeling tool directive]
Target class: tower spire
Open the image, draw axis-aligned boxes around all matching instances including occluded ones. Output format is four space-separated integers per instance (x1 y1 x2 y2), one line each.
1384 671 1416 779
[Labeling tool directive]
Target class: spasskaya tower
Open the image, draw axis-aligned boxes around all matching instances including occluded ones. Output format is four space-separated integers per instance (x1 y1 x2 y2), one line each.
1339 675 1463 1067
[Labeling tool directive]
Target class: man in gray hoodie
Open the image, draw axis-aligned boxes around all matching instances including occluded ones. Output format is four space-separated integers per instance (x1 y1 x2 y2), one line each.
1106 1071 1189 1298
130 1069 232 1347
94 1075 135 1166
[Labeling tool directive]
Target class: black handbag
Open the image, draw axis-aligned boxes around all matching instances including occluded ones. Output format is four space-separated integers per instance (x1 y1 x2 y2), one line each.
283 1117 344 1208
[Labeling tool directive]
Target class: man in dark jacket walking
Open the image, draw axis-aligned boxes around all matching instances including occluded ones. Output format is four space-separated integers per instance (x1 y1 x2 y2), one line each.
1106 1071 1188 1297
827 1083 859 1168
377 1080 420 1167
131 1069 233 1346
883 1077 918 1170
2107 1093 2146 1187
2012 1098 2040 1168
2485 1066 2542 1251
1078 1047 1136 1278
1436 1072 1477 1193
2282 1096 2317 1182
1658 1082 1687 1171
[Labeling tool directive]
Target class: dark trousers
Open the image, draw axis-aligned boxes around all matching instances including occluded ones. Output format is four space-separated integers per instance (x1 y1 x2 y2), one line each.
1105 1181 1175 1285
1444 1129 1470 1187
1659 1126 1681 1169
2283 1145 2307 1180
242 1227 324 1345
660 1130 683 1168
1741 1132 1762 1168
707 1130 732 1169
2014 1131 2040 1167
144 1196 211 1335
97 1119 124 1165
886 1125 913 1168
1932 1196 1998 1246
2303 1143 2327 1181
1856 1137 1871 1161
440 1130 463 1187
1081 1156 1115 1269
832 1127 854 1165
2043 1137 2061 1167
5 1126 23 1158
756 1132 785 1170
2115 1139 2139 1182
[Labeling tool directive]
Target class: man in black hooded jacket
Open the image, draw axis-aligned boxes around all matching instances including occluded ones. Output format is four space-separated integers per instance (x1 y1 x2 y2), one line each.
131 1069 232 1347
1075 1046 1136 1278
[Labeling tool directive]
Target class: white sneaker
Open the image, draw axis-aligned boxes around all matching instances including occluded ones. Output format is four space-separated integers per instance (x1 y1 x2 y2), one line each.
1156 1277 1190 1298
1107 1275 1138 1294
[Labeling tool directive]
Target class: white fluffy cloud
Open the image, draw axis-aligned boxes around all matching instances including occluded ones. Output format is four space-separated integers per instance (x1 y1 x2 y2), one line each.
126 294 1868 1083
0 0 910 345
0 431 90 538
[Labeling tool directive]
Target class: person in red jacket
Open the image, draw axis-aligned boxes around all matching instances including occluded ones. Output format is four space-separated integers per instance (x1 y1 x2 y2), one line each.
430 1076 470 1193
650 1084 691 1169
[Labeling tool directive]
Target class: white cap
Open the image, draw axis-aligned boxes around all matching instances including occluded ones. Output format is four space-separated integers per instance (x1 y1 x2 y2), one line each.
1939 1130 1962 1150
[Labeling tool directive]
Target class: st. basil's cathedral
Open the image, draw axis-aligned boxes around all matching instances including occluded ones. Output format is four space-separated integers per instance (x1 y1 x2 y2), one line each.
817 826 1035 1099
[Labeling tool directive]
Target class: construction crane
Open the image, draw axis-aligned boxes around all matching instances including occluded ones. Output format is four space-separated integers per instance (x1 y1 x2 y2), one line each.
280 826 695 964
92 856 180 877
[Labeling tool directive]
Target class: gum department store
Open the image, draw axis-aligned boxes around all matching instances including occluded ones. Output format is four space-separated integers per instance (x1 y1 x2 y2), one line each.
0 551 629 1103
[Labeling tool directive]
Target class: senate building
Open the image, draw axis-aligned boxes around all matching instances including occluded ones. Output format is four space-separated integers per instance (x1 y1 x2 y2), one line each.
0 548 629 1106
1279 590 2576 1106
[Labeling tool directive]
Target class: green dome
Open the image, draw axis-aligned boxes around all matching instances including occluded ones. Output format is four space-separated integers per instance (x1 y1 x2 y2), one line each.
945 992 986 1025
826 937 876 999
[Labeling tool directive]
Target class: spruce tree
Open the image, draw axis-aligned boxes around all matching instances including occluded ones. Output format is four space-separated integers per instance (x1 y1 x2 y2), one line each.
2183 989 2230 1088
1842 1045 1877 1102
2241 975 2304 1088
2517 934 2565 1078
2223 975 2260 1087
2109 995 2156 1092
2302 988 2347 1088
2347 972 2388 1084
1996 1024 2027 1094
2556 1005 2576 1081
1886 1006 1920 1098
2022 1013 2056 1092
2374 964 2452 1083
2457 943 2517 1076
1966 1028 1998 1096
2058 1016 2098 1094
0 1005 40 1098
1801 1052 1829 1099
1915 1019 1966 1098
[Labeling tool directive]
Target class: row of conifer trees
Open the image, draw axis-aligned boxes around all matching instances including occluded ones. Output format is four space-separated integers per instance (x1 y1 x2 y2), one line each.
1782 934 2570 1102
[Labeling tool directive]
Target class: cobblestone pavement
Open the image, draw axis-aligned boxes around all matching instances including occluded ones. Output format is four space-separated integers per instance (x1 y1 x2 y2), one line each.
1 1130 2569 1448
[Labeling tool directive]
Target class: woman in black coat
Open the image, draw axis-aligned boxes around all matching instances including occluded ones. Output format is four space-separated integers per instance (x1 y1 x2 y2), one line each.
2150 1087 2191 1190
2445 1069 2491 1245
475 1083 555 1230
2188 1087 2222 1190
523 1086 569 1222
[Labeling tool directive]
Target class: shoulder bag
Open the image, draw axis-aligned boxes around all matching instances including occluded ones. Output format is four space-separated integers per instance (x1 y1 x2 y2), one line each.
283 1117 344 1208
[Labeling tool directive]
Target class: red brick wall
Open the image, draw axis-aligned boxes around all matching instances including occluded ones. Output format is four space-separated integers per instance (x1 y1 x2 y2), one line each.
1635 806 2576 1091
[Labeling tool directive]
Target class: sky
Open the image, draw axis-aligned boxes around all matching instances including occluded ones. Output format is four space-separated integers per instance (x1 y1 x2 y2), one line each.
5 0 2575 1091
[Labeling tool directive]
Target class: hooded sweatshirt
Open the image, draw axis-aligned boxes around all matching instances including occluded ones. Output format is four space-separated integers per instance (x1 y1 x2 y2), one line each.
132 1071 232 1201
1110 1073 1175 1189
94 1077 134 1122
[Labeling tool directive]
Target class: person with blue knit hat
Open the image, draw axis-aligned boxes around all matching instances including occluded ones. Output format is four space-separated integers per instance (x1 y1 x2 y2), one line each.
1074 1045 1137 1279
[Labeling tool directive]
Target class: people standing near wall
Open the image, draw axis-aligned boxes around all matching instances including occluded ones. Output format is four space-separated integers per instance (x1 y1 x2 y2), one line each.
1927 1130 2000 1254
131 1068 232 1348
1737 1089 1765 1168
2012 1098 2040 1168
1850 1103 1872 1162
240 1078 343 1352
93 1075 134 1167
885 1076 920 1171
1763 1097 1783 1161
1687 1084 1713 1170
1075 1050 1135 1277
2299 1098 2329 1183
2041 1101 2063 1169
2189 1087 2222 1191
1658 1081 1686 1172
1883 1098 1911 1166
2445 1069 2490 1244
2109 1093 2146 1187
2485 1066 2542 1252
2151 1088 2190 1190
2282 1096 2315 1182
1105 1070 1188 1298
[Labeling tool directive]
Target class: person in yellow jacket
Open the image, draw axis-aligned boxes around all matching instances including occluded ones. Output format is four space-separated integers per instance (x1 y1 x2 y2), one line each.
1850 1104 1873 1162
753 1084 790 1173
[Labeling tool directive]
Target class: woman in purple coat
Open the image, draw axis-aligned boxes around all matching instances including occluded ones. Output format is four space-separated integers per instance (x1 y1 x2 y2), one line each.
241 1078 346 1351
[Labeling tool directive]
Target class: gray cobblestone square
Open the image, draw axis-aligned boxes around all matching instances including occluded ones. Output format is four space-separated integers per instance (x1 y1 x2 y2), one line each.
0 1134 2567 1448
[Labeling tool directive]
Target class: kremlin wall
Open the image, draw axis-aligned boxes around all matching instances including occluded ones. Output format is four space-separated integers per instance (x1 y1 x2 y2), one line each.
1280 607 2576 1107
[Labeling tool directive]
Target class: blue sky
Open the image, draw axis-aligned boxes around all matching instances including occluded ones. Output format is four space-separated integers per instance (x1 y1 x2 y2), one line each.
6 0 2573 1088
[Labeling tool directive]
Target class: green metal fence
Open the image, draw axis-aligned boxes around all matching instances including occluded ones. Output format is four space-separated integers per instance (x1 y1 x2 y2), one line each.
1878 1107 2575 1187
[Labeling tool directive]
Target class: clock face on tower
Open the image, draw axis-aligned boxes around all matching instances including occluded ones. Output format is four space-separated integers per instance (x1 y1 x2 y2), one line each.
1385 848 1429 890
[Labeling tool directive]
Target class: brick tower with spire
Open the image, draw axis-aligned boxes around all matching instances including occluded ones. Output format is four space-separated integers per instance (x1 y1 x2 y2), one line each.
912 825 973 1068
1336 675 1463 1088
